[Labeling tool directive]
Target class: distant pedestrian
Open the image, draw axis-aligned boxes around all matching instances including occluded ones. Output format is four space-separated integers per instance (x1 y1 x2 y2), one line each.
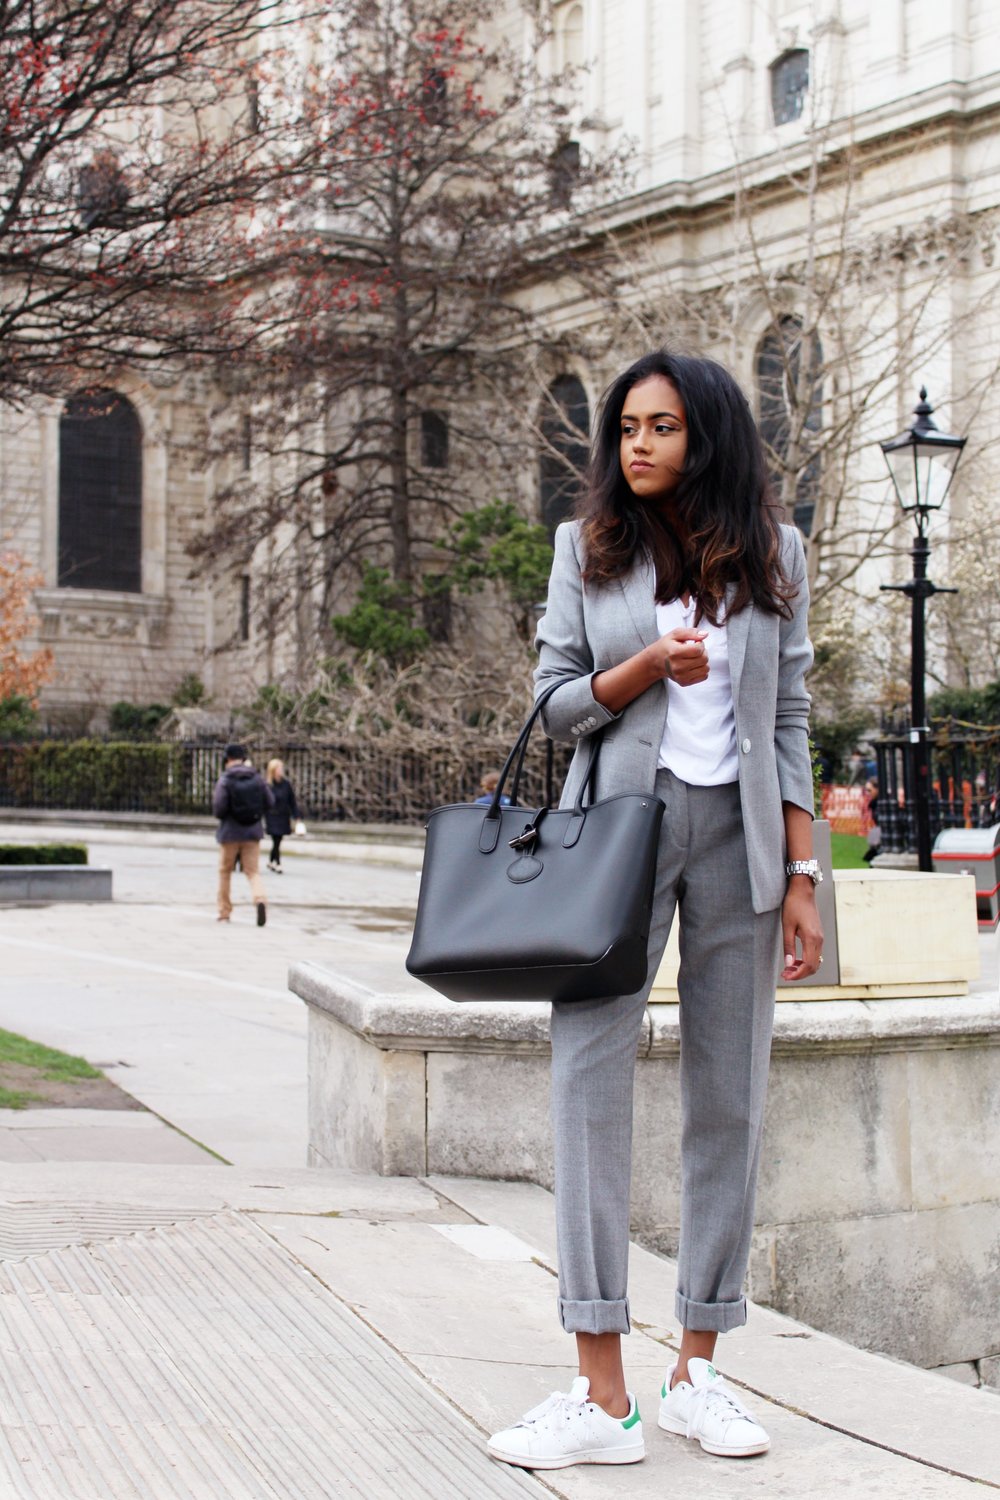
862 778 881 863
473 769 511 807
264 758 300 872
212 743 274 925
845 747 865 785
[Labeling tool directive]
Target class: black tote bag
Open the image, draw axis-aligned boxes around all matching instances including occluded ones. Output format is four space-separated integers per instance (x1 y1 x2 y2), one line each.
406 684 665 1002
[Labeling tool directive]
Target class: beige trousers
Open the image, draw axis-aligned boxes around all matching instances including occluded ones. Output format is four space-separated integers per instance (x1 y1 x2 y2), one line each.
217 840 265 919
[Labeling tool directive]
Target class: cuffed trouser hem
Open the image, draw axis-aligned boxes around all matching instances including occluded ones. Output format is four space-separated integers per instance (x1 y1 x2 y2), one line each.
558 1297 631 1335
675 1292 747 1333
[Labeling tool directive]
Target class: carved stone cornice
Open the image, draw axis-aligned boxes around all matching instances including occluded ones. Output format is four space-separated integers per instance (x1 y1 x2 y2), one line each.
35 589 170 648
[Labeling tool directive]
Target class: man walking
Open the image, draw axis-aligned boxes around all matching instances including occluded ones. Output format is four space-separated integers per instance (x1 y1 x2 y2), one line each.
212 744 274 925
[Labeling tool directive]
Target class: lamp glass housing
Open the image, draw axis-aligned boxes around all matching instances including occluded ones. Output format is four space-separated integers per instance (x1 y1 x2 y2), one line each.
882 437 963 515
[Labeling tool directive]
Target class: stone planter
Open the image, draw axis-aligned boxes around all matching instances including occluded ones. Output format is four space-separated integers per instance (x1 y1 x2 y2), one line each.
0 866 112 901
290 864 997 1374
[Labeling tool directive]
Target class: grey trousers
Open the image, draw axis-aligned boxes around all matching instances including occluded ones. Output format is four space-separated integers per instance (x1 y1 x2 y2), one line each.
550 769 782 1336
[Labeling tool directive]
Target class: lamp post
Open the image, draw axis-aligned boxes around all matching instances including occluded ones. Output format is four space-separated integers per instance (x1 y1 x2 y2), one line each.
878 388 966 871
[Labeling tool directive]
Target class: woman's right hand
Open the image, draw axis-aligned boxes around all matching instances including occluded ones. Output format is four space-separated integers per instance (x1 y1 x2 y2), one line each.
651 627 710 686
593 626 710 713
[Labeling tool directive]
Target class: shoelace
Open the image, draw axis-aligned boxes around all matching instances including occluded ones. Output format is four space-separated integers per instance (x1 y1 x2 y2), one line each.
682 1377 756 1441
516 1388 587 1430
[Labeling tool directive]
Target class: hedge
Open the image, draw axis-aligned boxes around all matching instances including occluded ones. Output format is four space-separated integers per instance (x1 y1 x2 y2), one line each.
0 740 193 814
0 844 88 865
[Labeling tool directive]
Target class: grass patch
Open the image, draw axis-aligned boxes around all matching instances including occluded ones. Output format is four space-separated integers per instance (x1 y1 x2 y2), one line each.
831 832 869 869
0 1085 41 1108
0 1028 100 1082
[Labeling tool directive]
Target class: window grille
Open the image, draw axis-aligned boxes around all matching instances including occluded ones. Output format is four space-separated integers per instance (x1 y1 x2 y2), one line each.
770 49 809 126
539 375 589 535
58 390 142 592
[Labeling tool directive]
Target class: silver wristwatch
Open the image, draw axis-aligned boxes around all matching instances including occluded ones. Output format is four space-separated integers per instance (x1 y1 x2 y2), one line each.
785 859 823 885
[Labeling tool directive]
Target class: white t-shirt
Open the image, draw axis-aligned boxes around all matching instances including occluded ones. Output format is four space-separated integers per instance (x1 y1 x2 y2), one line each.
655 594 739 786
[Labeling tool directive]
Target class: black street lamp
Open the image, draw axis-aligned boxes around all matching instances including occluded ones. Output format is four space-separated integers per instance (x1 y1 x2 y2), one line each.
878 388 966 871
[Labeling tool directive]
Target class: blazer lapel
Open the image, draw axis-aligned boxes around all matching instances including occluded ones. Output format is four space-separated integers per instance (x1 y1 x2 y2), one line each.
725 584 751 702
620 551 659 649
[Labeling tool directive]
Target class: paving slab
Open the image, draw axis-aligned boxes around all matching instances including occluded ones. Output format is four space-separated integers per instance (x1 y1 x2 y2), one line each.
0 831 421 1169
0 1163 995 1498
427 1176 1000 1489
0 1107 213 1165
0 823 995 1496
0 1210 546 1500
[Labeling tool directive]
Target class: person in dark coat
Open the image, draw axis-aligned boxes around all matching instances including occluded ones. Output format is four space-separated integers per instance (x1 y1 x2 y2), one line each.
264 758 300 872
212 744 274 925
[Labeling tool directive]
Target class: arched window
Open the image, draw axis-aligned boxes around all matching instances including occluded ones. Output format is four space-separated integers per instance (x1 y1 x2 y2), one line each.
755 318 822 536
539 375 589 534
58 390 142 591
770 49 809 126
561 4 584 69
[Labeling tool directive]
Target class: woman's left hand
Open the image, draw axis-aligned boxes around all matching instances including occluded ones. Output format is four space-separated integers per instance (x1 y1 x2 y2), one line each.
780 881 824 981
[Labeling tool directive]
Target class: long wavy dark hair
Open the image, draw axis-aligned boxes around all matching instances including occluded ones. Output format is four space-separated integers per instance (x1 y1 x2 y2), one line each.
580 350 794 623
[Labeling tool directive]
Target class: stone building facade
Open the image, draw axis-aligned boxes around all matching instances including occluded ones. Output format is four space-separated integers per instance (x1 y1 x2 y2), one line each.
0 375 252 728
522 0 1000 700
4 0 999 721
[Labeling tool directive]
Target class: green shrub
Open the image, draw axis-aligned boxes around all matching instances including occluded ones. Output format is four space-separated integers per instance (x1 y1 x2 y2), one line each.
331 564 429 666
0 740 193 812
171 673 207 708
0 695 40 741
434 501 554 641
0 843 87 865
811 711 870 780
809 737 824 812
928 679 1000 728
108 701 171 738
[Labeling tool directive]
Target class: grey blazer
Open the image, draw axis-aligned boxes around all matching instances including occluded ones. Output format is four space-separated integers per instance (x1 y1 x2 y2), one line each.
533 520 814 914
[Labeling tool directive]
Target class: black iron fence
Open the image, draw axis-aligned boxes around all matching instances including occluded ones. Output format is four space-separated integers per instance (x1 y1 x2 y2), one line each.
0 737 572 825
873 728 1000 855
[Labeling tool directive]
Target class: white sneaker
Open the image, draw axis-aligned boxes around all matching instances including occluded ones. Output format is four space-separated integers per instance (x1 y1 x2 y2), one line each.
658 1357 769 1457
487 1376 644 1470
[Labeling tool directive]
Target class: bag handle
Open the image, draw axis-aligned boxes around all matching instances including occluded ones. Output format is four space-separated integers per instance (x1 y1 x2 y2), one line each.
507 683 558 808
483 680 603 824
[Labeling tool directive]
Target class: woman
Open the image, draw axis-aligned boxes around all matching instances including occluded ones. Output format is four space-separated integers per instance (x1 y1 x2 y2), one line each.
488 352 822 1472
264 758 300 872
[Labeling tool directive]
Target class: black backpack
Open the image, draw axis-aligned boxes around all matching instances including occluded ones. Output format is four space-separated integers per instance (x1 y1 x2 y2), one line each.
226 773 265 826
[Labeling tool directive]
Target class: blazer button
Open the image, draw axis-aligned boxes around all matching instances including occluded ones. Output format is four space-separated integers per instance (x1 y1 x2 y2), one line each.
741 737 752 753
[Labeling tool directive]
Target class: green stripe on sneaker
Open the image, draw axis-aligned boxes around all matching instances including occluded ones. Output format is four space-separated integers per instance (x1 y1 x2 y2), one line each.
622 1402 641 1430
660 1380 668 1399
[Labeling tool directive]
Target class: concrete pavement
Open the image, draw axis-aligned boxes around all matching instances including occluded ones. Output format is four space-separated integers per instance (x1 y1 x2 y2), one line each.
0 822 997 1498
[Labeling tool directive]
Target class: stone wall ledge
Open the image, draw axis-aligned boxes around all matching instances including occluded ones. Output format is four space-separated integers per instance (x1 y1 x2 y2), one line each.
0 866 112 902
289 958 1000 1058
289 960 554 1054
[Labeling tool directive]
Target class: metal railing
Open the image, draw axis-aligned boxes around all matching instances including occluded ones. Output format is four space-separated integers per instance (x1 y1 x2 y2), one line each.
0 737 573 825
873 727 1000 854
